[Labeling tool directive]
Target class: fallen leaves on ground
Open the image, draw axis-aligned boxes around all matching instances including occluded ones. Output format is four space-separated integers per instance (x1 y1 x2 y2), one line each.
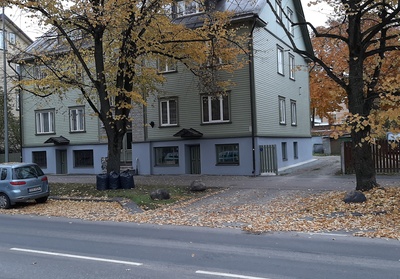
1 187 399 240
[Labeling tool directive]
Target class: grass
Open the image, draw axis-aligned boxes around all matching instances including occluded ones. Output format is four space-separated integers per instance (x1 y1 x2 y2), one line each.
50 182 220 210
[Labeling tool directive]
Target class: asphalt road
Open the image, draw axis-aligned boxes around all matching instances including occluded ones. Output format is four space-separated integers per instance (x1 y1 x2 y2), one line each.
1 214 399 279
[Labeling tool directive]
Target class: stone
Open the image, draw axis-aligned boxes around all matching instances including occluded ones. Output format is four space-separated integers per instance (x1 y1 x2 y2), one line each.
150 189 170 200
343 190 367 203
190 180 206 192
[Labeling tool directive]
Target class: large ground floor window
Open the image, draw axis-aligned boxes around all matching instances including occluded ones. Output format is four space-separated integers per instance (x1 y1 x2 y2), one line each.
216 144 239 165
155 146 179 166
74 150 94 167
32 151 47 168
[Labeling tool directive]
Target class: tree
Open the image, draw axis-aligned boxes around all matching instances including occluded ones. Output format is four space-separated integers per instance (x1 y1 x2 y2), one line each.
267 0 400 191
309 26 348 126
7 0 248 173
0 91 21 154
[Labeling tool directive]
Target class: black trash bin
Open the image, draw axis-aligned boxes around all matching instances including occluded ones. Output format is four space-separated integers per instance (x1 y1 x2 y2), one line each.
120 170 135 189
96 173 109 191
109 171 121 190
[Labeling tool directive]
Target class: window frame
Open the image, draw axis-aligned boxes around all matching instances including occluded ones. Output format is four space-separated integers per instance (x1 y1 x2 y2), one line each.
154 146 179 166
293 142 299 159
290 99 297 126
69 106 86 132
277 45 284 75
275 0 283 20
157 57 177 73
289 53 295 80
279 96 286 125
159 98 178 127
201 93 230 124
74 150 94 168
32 151 47 168
35 109 55 134
287 7 294 35
216 144 239 165
282 142 288 161
176 0 204 17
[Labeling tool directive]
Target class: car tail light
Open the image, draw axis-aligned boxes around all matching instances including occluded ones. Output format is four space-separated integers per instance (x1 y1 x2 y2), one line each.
10 181 27 186
42 176 48 182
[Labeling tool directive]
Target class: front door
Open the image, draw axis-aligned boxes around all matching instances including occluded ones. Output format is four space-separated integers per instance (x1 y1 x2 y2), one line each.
56 150 67 174
189 145 201 174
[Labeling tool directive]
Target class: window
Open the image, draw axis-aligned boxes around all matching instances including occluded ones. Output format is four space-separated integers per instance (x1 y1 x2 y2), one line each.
155 146 179 166
0 31 7 50
158 57 177 73
9 32 16 45
282 142 288 161
277 45 284 75
287 8 294 35
293 142 298 159
202 94 230 123
290 100 297 125
32 151 47 168
289 53 295 80
177 0 204 16
74 150 94 167
279 97 286 124
70 107 85 132
35 110 55 134
275 0 282 20
33 66 47 79
160 98 178 126
15 93 20 111
216 144 239 165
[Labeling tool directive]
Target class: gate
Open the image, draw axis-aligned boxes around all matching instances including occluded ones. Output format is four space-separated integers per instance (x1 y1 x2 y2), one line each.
259 145 278 175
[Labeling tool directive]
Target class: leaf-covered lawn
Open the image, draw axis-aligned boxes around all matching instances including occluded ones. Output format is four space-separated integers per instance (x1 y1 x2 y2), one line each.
1 184 399 240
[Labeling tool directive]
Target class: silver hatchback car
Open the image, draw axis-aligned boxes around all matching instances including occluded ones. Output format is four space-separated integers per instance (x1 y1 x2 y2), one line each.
0 162 50 209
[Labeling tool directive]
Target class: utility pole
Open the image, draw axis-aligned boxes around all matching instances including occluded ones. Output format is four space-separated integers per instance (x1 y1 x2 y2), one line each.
2 7 9 162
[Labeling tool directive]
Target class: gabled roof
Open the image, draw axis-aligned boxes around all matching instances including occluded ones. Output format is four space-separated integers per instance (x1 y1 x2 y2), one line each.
44 136 70 145
0 13 33 45
173 128 203 138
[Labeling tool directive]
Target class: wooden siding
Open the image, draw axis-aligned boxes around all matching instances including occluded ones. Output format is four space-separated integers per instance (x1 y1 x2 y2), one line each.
21 89 101 147
252 25 311 138
145 63 252 141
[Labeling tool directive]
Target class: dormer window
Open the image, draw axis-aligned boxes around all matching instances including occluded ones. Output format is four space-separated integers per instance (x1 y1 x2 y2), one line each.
176 0 204 16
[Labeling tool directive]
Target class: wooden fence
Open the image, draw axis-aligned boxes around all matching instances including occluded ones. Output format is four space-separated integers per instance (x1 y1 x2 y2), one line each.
343 140 400 174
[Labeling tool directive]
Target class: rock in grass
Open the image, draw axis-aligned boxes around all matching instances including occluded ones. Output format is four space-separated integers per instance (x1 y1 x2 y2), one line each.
150 189 170 200
343 190 367 203
190 180 207 192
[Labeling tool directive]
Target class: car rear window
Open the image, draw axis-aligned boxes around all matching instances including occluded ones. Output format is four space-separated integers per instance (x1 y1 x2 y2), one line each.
12 165 44 180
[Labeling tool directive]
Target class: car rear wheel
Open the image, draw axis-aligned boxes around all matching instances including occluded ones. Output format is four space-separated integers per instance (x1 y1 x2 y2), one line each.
0 193 11 209
35 196 48 204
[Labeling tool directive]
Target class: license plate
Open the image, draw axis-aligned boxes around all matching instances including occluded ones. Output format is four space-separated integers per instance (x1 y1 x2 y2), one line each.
28 186 42 193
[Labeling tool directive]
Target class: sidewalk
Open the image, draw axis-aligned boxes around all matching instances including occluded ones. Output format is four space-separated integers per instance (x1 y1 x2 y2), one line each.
47 156 400 192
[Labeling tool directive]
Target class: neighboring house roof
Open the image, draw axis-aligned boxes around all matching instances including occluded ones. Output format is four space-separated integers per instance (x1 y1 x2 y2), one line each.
1 13 33 46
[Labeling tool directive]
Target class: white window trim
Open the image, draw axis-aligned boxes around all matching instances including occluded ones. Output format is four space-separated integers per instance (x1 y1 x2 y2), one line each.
36 110 55 134
157 58 177 73
291 100 297 126
202 94 230 124
70 107 85 132
289 53 295 80
279 97 286 125
9 32 16 45
177 0 203 16
277 46 284 75
160 98 178 126
275 0 283 21
287 7 294 35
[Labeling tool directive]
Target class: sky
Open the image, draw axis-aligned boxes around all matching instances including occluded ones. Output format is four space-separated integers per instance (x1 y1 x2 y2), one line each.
4 0 331 41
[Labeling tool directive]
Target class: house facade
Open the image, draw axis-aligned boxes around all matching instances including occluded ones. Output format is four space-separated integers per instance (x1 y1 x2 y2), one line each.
0 14 33 161
19 0 313 175
131 0 314 175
